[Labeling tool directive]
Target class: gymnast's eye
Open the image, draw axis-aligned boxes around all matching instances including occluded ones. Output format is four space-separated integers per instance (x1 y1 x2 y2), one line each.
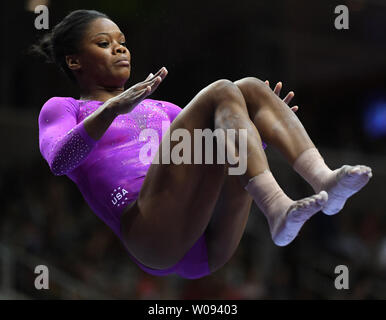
120 42 127 47
98 42 109 48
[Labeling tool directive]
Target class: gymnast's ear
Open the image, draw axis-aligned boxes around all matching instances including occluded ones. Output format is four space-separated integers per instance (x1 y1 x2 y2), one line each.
65 55 81 71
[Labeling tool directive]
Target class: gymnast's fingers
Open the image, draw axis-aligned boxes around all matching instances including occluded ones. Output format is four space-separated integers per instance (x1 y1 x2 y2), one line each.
144 67 168 84
141 76 163 98
274 81 282 96
137 72 164 92
149 76 162 92
133 85 151 101
283 91 295 104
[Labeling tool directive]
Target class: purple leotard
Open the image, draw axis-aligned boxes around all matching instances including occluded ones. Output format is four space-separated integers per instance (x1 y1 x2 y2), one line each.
38 96 268 279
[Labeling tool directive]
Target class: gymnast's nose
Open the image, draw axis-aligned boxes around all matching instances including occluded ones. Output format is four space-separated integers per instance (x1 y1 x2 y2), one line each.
115 45 127 54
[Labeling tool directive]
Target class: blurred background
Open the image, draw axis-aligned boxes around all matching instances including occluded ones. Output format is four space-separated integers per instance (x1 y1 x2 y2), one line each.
0 0 385 299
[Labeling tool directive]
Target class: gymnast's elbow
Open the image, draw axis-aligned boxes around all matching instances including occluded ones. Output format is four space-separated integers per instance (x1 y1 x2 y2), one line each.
50 158 70 176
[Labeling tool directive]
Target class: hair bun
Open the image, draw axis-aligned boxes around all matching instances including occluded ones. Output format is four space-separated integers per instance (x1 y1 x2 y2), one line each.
29 32 55 64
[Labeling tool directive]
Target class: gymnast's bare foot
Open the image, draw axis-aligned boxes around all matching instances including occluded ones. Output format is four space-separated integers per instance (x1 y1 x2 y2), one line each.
269 191 328 246
316 165 372 215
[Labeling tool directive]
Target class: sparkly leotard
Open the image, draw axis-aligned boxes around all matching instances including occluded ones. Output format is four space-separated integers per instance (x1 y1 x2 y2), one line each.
38 96 267 279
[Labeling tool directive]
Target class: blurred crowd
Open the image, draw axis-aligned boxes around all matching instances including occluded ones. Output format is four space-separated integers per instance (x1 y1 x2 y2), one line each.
1 152 385 300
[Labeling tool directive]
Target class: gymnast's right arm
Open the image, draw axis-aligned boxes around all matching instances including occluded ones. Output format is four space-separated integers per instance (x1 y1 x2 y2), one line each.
38 68 168 176
38 97 116 176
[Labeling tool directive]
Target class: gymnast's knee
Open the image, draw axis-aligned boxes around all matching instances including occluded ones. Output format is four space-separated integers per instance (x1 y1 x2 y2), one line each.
207 79 245 104
234 76 272 104
234 76 266 88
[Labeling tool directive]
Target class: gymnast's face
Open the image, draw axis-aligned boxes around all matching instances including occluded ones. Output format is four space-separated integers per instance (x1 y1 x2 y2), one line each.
68 18 131 87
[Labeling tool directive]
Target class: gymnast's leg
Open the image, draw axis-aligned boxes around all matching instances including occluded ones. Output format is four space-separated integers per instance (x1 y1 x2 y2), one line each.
120 79 325 271
205 83 334 273
234 77 372 215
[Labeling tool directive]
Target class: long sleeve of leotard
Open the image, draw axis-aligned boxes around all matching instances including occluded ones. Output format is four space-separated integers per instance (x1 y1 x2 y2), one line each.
38 97 98 176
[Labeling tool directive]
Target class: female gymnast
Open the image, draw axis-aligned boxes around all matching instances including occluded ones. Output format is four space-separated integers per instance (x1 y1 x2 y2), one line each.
34 10 372 279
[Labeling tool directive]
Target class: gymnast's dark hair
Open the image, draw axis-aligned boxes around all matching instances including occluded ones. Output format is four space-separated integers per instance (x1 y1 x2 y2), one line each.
30 9 110 82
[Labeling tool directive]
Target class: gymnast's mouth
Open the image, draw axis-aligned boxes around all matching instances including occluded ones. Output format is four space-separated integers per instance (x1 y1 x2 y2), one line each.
114 57 130 66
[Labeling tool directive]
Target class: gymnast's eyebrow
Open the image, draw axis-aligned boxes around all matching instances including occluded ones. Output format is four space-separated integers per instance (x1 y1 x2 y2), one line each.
92 32 125 38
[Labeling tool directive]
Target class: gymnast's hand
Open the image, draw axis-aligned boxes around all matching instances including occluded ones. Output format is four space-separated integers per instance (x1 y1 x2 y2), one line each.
107 67 168 116
265 80 299 113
